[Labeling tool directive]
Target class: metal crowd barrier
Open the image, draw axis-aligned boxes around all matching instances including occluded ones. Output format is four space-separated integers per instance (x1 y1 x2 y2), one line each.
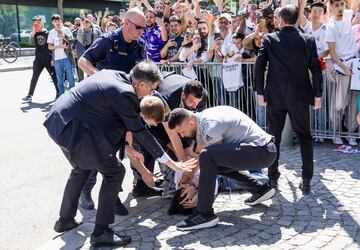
157 62 360 140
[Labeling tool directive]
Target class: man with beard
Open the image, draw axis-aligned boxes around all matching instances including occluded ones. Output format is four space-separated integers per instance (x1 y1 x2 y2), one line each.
141 10 167 62
160 15 184 62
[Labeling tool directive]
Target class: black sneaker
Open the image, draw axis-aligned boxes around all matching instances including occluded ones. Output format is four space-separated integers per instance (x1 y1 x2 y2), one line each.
299 179 311 195
79 192 95 210
244 186 276 206
176 211 219 231
132 184 163 197
22 95 32 102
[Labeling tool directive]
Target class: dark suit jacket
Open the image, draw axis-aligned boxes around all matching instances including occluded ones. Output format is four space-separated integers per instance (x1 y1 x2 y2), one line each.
255 26 322 106
44 70 166 170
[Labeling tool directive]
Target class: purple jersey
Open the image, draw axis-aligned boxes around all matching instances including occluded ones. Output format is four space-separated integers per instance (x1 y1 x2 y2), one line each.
141 25 163 62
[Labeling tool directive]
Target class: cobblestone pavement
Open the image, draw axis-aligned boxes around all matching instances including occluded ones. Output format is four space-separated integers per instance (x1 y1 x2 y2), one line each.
42 142 360 249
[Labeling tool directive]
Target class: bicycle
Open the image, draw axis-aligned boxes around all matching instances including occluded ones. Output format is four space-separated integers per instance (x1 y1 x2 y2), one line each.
0 36 18 63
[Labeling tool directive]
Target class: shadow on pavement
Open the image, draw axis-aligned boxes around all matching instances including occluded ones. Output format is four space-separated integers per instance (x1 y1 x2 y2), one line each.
20 100 54 113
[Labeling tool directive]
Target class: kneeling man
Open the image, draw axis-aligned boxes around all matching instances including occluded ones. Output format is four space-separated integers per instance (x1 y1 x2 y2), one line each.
168 106 277 230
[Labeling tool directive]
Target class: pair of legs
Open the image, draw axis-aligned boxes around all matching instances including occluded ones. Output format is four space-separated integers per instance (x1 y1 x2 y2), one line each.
25 57 58 98
54 58 75 96
266 105 313 183
59 156 125 226
196 141 277 213
176 141 277 230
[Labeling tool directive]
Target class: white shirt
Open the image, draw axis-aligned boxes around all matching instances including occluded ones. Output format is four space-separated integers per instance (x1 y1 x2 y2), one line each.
325 10 357 60
303 21 328 55
220 31 233 57
47 27 73 61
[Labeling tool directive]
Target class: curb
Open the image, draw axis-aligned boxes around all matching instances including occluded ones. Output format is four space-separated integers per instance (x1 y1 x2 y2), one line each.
0 65 33 73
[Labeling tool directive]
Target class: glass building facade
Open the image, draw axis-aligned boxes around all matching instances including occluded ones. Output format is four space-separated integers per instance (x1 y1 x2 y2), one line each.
0 1 128 43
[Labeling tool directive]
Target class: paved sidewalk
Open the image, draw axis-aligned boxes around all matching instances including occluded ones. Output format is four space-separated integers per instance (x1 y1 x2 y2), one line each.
0 56 34 72
38 142 360 250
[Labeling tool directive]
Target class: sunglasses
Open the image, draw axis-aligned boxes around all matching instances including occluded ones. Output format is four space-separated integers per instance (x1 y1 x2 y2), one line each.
127 19 145 30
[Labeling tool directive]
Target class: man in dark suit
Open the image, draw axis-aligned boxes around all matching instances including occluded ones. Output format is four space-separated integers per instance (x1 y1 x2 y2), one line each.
255 5 322 194
44 60 196 247
131 74 208 197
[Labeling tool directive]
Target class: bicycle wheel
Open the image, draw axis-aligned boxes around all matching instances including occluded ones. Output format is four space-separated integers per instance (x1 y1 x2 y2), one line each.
9 41 21 57
2 45 18 63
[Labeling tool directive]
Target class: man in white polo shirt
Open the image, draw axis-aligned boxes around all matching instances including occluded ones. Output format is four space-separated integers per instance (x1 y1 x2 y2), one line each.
47 14 75 97
168 106 277 231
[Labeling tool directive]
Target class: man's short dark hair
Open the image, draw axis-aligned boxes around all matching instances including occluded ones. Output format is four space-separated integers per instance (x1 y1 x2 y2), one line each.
310 2 326 13
278 5 299 25
169 15 181 24
197 20 208 27
130 60 163 85
168 108 192 129
183 80 205 99
51 14 61 21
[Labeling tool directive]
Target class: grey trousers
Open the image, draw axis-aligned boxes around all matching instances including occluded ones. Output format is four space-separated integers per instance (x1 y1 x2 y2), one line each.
197 141 277 213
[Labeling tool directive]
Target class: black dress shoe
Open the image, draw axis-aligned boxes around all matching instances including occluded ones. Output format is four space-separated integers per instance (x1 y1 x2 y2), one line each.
269 179 278 189
299 179 311 195
54 219 80 233
79 192 95 210
132 185 163 197
90 229 132 247
115 201 129 216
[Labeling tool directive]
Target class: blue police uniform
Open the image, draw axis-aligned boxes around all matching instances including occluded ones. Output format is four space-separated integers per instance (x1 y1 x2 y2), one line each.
82 28 146 73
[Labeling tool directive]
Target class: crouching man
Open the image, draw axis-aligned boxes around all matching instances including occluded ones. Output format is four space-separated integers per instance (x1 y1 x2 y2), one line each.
167 106 277 230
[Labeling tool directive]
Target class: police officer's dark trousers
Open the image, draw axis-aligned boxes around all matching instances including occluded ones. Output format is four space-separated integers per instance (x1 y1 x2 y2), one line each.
197 142 277 214
59 155 125 225
28 57 58 96
266 105 314 182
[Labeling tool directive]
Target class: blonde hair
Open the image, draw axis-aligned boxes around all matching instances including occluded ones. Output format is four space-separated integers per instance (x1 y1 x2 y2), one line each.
140 96 165 124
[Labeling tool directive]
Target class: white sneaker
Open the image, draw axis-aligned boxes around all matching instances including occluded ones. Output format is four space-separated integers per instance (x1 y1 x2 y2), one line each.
332 136 344 145
347 138 358 146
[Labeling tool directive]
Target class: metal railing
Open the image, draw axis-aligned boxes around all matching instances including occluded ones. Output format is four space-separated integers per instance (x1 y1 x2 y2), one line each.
157 62 360 140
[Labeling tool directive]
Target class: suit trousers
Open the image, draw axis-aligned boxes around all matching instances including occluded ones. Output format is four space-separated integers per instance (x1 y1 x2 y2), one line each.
28 57 58 96
59 151 125 225
266 105 314 181
196 142 277 214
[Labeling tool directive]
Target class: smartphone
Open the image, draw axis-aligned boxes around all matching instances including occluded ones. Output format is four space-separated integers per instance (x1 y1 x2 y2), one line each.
186 28 194 38
169 33 177 40
211 6 220 16
356 12 360 18
156 12 164 19
119 9 125 16
214 32 221 40
105 7 109 12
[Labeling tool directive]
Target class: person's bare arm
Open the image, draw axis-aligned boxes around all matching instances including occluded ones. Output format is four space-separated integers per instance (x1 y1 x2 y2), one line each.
163 122 187 162
78 56 99 76
48 43 67 50
328 42 351 76
299 0 308 28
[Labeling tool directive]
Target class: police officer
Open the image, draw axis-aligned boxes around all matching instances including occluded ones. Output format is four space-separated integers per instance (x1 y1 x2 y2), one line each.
22 16 58 102
45 60 196 247
78 7 146 75
76 8 147 212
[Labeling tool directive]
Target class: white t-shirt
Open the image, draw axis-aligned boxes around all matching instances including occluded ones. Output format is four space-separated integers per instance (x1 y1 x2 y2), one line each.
303 21 328 55
47 27 73 61
220 31 233 57
325 10 357 59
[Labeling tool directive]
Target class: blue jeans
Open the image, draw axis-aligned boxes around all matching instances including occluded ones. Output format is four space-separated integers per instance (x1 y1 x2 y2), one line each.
54 58 75 95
